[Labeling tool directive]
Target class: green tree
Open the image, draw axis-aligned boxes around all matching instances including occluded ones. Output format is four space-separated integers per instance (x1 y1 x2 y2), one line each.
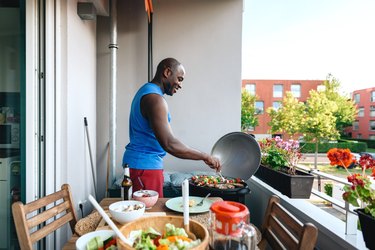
303 75 356 170
302 89 339 142
267 92 305 139
267 74 357 173
322 74 357 133
241 90 258 132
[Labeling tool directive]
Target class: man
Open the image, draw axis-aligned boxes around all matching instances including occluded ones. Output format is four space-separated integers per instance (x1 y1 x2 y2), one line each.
122 58 221 197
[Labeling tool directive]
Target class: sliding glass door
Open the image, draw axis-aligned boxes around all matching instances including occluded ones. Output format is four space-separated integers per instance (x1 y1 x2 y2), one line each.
0 0 24 249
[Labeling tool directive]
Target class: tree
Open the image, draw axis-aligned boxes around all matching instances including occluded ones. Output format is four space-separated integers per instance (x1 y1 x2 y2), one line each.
267 74 357 173
302 89 339 142
241 90 258 132
303 75 357 170
267 92 305 139
322 74 357 133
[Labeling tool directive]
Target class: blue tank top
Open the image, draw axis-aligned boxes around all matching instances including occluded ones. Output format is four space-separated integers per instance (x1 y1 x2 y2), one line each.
122 83 171 170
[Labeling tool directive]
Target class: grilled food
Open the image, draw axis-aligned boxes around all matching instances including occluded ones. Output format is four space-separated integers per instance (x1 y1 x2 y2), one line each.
190 175 244 189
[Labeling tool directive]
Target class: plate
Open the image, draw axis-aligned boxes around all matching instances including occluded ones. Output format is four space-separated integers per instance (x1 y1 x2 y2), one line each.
75 230 115 250
165 196 213 213
211 132 261 180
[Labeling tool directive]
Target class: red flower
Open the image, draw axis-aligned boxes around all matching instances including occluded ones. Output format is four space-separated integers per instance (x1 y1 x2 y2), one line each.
327 148 355 168
359 154 375 170
327 148 375 217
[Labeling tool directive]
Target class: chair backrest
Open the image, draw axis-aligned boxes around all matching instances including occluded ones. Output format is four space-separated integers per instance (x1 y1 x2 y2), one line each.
12 184 78 250
258 195 318 250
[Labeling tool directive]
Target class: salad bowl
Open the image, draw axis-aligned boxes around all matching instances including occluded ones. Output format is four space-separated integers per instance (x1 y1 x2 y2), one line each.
118 215 209 250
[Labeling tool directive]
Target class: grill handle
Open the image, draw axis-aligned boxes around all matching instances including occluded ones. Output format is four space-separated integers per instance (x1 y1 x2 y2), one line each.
237 186 251 195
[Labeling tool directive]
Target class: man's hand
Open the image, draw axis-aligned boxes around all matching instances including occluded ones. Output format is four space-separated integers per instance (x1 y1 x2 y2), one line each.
204 155 222 172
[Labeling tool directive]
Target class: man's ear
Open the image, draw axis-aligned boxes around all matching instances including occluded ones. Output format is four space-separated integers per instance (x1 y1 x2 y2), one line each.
163 67 171 78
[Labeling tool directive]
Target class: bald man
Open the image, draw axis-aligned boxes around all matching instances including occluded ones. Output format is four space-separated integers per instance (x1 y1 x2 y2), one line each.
122 58 221 197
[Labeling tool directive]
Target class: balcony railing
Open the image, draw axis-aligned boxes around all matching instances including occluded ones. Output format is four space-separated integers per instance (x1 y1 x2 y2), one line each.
297 165 359 235
247 168 368 249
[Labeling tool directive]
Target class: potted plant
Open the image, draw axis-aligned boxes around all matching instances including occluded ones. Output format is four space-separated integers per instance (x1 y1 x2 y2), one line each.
254 136 314 198
327 148 375 249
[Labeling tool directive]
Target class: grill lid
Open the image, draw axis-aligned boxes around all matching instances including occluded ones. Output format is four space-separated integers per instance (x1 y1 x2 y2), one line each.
211 132 261 180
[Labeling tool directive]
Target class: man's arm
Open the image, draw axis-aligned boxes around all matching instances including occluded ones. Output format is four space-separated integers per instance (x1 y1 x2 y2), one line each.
141 94 220 170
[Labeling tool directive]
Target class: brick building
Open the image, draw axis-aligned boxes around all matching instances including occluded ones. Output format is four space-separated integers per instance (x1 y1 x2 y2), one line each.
345 87 375 140
242 79 324 138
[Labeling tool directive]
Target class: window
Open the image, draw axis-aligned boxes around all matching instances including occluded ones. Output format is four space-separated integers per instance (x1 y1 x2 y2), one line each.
354 93 360 104
371 106 375 117
273 101 282 110
370 121 375 131
357 134 362 139
369 134 375 140
291 84 301 98
353 121 359 131
372 91 375 102
245 83 255 95
255 101 264 114
273 84 283 98
358 107 364 117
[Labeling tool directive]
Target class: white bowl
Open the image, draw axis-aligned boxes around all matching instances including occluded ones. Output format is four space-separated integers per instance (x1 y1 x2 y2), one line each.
132 190 159 208
75 230 115 250
109 200 145 224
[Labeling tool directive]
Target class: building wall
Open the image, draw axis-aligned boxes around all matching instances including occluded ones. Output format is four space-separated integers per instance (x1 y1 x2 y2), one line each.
96 0 243 198
242 79 323 138
346 87 375 139
23 0 242 246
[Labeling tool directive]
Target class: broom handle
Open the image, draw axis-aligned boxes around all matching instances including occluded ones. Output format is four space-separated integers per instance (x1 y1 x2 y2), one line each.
84 117 97 198
106 142 110 197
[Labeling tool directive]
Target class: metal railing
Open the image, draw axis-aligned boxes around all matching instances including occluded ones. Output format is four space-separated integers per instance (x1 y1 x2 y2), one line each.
296 165 358 235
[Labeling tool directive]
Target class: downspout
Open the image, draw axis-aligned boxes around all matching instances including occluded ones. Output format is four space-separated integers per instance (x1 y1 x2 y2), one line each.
109 0 118 184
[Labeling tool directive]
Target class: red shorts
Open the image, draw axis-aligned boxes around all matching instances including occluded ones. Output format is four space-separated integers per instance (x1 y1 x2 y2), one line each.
129 169 164 198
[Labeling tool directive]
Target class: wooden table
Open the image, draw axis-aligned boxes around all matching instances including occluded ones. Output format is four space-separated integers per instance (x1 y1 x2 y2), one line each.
62 197 221 250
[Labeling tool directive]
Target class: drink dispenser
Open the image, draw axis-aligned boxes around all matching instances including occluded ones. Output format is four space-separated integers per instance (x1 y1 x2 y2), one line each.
209 201 256 250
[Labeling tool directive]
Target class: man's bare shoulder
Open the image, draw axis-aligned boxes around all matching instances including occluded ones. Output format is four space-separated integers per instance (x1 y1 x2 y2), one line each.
141 93 168 118
142 93 166 106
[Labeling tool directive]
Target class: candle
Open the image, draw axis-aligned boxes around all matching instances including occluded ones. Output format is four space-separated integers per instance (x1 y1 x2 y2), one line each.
182 179 189 225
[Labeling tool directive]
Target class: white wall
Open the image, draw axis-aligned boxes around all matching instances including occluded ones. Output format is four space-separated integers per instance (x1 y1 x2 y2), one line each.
96 0 243 198
25 0 98 248
64 0 98 212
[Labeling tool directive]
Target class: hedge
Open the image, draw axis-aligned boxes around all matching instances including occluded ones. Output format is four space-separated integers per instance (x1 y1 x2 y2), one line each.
345 138 375 149
300 141 367 153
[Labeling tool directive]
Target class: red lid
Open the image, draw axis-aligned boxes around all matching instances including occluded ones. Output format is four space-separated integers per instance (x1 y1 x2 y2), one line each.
210 201 249 235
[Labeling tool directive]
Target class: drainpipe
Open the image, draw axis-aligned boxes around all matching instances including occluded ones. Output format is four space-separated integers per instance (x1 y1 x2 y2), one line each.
109 0 118 185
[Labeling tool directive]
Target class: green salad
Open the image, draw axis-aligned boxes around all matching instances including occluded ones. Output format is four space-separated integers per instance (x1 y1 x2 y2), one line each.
128 223 201 250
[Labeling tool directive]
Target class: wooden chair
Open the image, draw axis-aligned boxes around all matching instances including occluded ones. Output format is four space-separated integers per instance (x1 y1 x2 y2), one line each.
258 195 318 250
12 184 78 250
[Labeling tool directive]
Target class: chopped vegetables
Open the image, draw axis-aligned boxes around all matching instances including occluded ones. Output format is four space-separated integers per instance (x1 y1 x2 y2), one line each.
129 223 201 250
190 175 244 189
86 236 117 250
113 203 144 212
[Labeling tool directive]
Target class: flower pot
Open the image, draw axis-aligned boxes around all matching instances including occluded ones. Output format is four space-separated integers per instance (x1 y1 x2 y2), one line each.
356 208 375 250
254 165 314 199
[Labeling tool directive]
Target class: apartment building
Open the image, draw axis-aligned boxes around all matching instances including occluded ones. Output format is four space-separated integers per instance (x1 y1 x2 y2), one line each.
242 79 324 138
345 87 375 140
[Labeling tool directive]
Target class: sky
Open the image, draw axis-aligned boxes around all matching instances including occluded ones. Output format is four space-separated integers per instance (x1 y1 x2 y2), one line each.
242 0 375 95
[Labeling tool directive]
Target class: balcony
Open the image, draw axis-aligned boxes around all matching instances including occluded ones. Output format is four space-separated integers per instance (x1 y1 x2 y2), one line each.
246 173 368 249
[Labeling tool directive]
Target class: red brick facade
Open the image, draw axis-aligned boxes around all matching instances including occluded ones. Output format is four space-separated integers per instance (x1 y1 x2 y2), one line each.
345 87 375 140
242 79 323 137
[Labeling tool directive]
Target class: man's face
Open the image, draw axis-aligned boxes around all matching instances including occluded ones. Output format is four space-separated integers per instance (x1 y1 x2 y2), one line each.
164 65 185 96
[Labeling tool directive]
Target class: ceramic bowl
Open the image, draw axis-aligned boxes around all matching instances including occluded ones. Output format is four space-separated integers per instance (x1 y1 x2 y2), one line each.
118 215 209 250
109 200 145 224
132 190 159 208
75 230 115 250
